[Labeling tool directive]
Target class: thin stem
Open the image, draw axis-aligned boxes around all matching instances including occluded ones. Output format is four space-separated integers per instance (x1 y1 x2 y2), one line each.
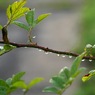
2 26 9 44
23 92 26 95
23 90 28 95
27 27 33 43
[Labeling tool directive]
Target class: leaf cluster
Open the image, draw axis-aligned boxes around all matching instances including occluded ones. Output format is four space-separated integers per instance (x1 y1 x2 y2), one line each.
0 72 43 95
0 45 16 56
43 52 86 95
13 8 51 31
0 0 51 54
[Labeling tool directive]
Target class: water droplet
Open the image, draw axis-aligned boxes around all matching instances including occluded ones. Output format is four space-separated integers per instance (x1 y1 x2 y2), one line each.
89 59 92 62
62 55 65 58
23 89 26 92
24 47 27 48
0 46 4 50
69 56 72 58
82 59 85 62
38 49 42 52
33 36 36 39
45 52 49 54
57 54 60 56
93 45 95 48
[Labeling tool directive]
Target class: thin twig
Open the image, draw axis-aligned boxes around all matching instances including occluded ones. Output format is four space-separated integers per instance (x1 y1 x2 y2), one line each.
0 40 95 60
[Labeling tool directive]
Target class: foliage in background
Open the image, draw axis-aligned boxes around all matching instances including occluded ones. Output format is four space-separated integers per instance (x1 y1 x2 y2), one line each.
0 72 43 95
74 0 95 95
43 52 86 95
43 44 95 95
75 0 95 54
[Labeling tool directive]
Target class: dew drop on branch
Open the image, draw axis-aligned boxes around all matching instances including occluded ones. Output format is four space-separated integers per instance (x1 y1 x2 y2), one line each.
57 54 60 57
32 36 36 39
69 56 72 59
45 52 49 54
89 59 92 62
38 49 42 52
82 59 85 62
62 55 65 58
0 46 3 50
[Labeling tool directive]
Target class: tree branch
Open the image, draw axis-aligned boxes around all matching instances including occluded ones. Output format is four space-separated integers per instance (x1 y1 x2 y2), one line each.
0 40 95 60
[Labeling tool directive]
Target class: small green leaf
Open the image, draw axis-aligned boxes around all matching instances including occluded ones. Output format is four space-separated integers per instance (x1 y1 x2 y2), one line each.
7 86 17 95
70 52 86 77
0 25 3 30
25 9 35 27
12 21 29 31
12 81 27 89
12 72 25 83
0 79 9 88
49 76 65 89
6 78 12 86
74 67 86 77
6 0 29 23
43 86 59 94
12 7 29 21
35 13 51 25
0 86 7 95
0 45 16 56
89 70 95 75
82 70 95 82
27 77 44 89
82 74 91 82
6 5 12 20
59 67 70 80
4 45 16 50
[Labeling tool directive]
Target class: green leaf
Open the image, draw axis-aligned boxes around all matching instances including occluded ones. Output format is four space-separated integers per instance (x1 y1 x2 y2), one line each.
6 5 12 20
82 73 91 82
59 67 70 80
0 45 16 56
25 9 35 27
12 21 29 31
0 25 3 30
49 76 65 89
43 86 59 94
4 45 15 50
6 78 12 86
27 77 44 89
6 0 29 23
0 86 7 95
12 81 27 89
0 80 9 88
70 52 86 77
82 70 95 82
12 7 29 21
89 70 95 75
74 67 86 77
35 13 51 25
7 86 17 95
12 72 25 83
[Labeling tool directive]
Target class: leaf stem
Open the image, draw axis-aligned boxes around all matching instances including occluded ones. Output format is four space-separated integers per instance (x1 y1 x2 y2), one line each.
28 28 32 43
1 26 9 44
